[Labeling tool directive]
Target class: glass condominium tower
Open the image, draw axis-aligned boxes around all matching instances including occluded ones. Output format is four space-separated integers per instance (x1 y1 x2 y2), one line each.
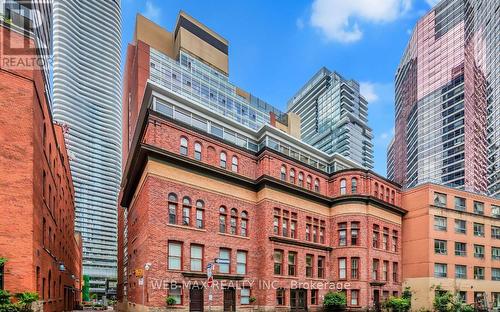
387 0 499 196
52 0 122 294
287 68 374 168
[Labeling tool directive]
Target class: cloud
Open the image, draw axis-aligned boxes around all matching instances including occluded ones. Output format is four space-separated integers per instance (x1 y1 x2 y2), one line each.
360 82 379 103
425 0 441 7
310 0 412 43
143 0 161 23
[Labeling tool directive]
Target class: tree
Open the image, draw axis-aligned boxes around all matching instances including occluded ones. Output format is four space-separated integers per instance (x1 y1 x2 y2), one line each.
432 286 474 312
323 291 346 312
433 287 454 312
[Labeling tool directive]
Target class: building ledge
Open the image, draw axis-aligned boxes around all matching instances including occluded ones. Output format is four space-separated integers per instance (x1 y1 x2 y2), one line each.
269 236 333 251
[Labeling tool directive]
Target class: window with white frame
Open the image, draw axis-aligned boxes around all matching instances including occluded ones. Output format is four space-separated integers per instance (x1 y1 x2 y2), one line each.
434 216 447 231
280 165 287 181
434 263 447 277
240 288 250 304
220 152 227 168
194 142 202 160
219 249 230 273
434 192 447 207
190 245 203 271
340 179 347 195
169 284 182 304
237 251 247 275
168 242 182 270
180 137 188 156
231 156 238 172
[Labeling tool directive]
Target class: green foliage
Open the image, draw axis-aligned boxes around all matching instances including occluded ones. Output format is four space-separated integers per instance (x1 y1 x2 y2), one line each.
90 293 98 300
402 287 412 301
432 286 473 312
0 291 11 305
165 296 177 306
0 303 26 312
433 288 454 312
249 297 257 303
457 304 474 312
323 291 346 311
0 258 7 266
14 293 38 306
385 296 411 312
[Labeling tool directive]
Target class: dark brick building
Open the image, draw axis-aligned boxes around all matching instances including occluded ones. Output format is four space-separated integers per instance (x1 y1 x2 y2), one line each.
0 19 82 312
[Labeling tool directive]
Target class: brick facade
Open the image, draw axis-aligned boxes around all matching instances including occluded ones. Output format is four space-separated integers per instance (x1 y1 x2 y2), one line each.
117 111 405 312
0 25 82 311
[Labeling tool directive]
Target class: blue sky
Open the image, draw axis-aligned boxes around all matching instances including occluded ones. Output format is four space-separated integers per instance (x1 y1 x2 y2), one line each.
121 0 439 176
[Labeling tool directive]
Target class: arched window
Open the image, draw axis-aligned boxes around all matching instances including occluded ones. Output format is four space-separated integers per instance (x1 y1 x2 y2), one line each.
351 178 358 194
180 137 188 156
290 169 296 184
340 179 347 195
219 206 227 233
194 142 202 161
168 193 178 224
232 156 239 172
306 175 312 190
241 211 248 237
386 188 390 202
391 190 395 204
280 165 287 181
314 179 320 192
374 182 379 197
182 196 191 226
298 172 304 187
220 152 227 168
230 208 238 235
195 200 204 229
380 185 384 199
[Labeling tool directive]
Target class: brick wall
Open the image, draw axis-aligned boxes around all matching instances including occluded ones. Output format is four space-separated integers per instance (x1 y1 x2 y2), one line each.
0 25 82 312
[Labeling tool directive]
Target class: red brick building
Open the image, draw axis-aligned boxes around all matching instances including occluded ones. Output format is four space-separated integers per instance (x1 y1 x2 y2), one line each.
0 20 82 312
117 13 406 312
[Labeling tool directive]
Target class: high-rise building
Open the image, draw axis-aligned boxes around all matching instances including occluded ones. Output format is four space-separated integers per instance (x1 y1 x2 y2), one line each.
287 68 374 169
52 0 122 296
387 0 499 197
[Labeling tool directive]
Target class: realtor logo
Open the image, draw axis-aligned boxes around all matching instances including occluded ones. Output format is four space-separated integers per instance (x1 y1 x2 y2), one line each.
0 0 52 70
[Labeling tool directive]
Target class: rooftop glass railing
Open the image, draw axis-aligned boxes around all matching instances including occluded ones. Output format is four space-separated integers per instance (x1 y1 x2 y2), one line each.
149 49 283 131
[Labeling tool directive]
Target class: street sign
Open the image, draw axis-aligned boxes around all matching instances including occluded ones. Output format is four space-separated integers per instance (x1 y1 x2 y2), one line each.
207 276 213 287
214 258 230 265
207 262 213 277
138 278 144 286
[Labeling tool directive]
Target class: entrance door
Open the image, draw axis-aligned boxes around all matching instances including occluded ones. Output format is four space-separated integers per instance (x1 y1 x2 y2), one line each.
223 288 236 312
190 286 204 312
291 289 308 311
374 290 381 312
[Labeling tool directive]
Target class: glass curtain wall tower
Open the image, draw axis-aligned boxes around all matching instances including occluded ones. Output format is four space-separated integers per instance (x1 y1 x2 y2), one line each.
387 0 499 197
52 0 122 295
287 68 374 168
